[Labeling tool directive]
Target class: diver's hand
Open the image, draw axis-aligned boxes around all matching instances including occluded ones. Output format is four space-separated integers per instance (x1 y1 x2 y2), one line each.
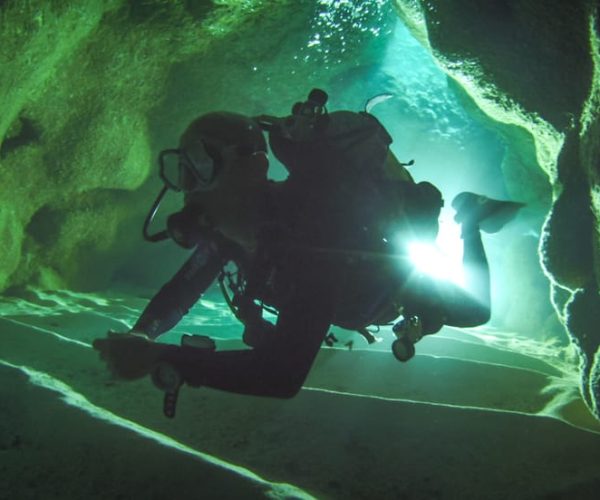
93 330 165 381
242 319 277 348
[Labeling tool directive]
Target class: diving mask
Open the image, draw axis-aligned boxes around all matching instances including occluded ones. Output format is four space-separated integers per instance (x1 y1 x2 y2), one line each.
159 140 218 193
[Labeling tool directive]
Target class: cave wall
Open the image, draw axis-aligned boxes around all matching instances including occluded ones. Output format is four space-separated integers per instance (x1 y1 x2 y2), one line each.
0 0 393 290
2 0 600 418
393 0 600 417
0 0 301 290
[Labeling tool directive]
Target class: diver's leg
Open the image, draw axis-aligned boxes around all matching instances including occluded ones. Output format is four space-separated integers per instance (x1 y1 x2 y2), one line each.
164 260 338 398
440 192 523 327
172 302 332 398
403 196 510 331
458 221 491 324
403 225 491 332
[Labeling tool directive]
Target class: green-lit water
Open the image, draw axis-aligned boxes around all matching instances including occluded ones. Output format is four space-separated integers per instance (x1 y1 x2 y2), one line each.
2 1 600 499
1 286 600 498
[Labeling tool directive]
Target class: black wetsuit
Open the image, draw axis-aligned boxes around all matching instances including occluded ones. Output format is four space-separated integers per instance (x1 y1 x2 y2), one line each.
132 158 409 398
131 112 491 398
133 221 341 398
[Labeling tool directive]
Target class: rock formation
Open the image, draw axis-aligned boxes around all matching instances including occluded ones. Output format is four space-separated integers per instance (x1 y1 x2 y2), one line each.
393 0 600 417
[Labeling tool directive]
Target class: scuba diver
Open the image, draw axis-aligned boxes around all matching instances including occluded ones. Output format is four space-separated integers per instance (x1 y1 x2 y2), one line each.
94 89 523 417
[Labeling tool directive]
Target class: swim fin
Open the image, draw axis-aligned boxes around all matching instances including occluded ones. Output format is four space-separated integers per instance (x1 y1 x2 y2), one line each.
452 192 525 233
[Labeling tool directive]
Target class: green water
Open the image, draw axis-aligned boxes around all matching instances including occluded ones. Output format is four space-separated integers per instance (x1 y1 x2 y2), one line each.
1 285 600 499
2 1 600 499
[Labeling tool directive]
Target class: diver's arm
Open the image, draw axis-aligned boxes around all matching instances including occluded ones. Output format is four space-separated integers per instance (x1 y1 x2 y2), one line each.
162 254 338 398
132 244 223 339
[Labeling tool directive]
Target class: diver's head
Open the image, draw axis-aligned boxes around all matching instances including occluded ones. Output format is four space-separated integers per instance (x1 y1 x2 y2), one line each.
159 112 267 194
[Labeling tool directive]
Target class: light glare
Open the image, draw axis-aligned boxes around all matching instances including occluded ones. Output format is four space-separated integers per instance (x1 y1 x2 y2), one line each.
407 211 465 285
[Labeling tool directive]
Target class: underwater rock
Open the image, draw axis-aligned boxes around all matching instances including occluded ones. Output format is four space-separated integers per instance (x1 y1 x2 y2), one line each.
0 206 23 291
394 0 600 417
540 176 595 291
0 0 295 290
0 0 389 291
566 286 600 418
494 233 564 340
0 116 42 158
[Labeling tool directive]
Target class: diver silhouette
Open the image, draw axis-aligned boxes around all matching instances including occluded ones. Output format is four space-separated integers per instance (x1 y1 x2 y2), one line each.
93 89 523 417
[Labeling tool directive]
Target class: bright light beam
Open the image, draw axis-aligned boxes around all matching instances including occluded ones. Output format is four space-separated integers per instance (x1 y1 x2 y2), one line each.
407 210 465 286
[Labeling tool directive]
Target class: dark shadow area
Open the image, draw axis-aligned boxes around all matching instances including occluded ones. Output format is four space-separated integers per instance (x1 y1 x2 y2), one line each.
0 116 41 158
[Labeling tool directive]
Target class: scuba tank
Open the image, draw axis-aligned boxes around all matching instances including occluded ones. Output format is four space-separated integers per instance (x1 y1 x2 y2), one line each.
259 89 394 180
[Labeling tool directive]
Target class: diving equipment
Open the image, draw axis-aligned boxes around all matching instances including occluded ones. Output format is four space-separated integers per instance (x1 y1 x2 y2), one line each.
143 192 210 247
151 362 183 418
165 205 213 249
392 336 416 362
160 112 267 194
180 334 216 350
151 336 218 418
268 110 392 176
142 156 199 244
159 144 217 194
142 185 170 243
282 88 329 141
143 112 266 244
364 93 393 113
391 316 423 362
452 192 525 233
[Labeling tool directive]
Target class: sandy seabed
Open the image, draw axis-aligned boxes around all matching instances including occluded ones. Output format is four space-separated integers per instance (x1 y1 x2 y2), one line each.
1 289 599 500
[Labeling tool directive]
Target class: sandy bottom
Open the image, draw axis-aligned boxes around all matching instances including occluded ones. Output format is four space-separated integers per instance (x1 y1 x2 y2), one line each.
1 289 599 499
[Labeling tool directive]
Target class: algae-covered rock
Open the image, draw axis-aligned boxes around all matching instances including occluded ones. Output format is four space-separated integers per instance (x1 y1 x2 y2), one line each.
0 206 23 290
0 0 395 291
540 178 595 291
566 286 600 418
0 0 293 290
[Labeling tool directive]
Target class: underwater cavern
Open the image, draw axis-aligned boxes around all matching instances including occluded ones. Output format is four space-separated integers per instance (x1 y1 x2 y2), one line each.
1 0 600 498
